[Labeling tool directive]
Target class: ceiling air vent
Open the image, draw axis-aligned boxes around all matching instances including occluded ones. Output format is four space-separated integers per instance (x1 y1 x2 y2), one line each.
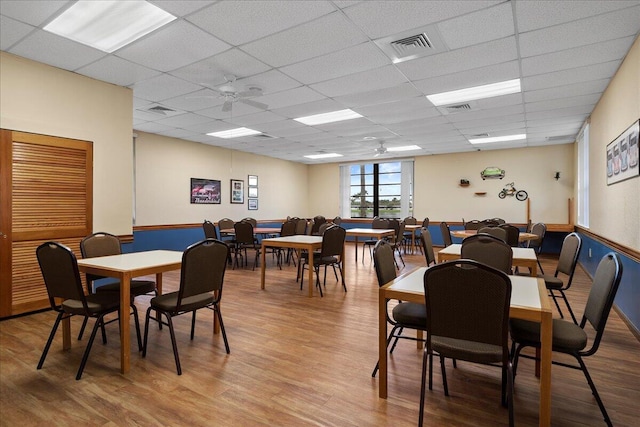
251 133 277 139
148 105 174 114
546 135 575 142
437 102 477 115
390 33 432 55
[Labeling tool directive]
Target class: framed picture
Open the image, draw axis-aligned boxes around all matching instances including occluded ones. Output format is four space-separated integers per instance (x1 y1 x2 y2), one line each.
230 179 244 204
190 178 221 204
248 187 258 198
248 199 258 210
248 175 258 187
607 119 639 185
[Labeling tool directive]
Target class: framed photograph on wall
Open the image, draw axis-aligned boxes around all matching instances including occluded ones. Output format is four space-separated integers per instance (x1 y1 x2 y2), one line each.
230 179 244 204
607 119 639 185
248 175 258 187
248 199 258 210
248 187 258 198
190 178 221 204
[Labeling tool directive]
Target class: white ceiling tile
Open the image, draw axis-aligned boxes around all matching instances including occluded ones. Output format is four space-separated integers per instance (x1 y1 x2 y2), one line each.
413 61 520 95
524 79 610 103
162 88 224 112
154 112 213 127
526 105 593 121
515 0 638 32
242 12 369 68
0 0 69 26
231 70 302 95
343 0 500 39
197 101 264 120
8 29 106 71
149 1 211 17
77 55 162 87
186 1 336 46
255 86 326 110
132 74 202 102
116 21 230 72
445 105 525 124
437 2 514 50
523 61 621 91
226 111 288 126
279 42 390 84
310 65 408 98
134 122 174 133
525 94 601 113
395 37 518 80
168 49 271 86
334 83 423 108
518 6 640 58
0 15 34 50
272 98 346 119
156 128 201 139
521 36 636 77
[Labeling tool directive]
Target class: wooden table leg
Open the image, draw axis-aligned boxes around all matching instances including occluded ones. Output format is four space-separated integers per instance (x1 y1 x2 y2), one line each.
260 242 266 290
120 273 131 374
308 245 314 297
379 289 388 398
62 317 71 350
539 309 553 426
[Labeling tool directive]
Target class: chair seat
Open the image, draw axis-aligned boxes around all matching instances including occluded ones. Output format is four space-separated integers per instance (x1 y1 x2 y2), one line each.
96 279 156 296
315 255 338 265
510 318 588 352
150 291 214 313
392 302 427 329
431 336 503 364
543 275 564 289
62 293 120 316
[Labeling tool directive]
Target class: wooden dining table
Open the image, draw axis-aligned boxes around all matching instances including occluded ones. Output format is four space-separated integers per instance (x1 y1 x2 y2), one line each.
76 250 183 374
437 244 539 276
378 266 553 426
451 229 539 242
345 228 396 262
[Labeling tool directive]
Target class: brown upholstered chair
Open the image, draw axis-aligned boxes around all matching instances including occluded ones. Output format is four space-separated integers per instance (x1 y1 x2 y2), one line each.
461 233 513 274
36 241 133 380
233 220 260 270
363 217 390 261
498 224 520 247
203 220 219 239
511 252 623 426
439 221 453 247
527 222 547 274
142 239 230 375
419 227 436 266
544 232 582 323
299 225 346 297
372 240 427 377
477 226 508 242
420 260 514 426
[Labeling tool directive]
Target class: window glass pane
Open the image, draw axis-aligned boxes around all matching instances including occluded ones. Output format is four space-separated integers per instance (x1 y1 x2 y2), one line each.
350 186 373 197
350 175 374 186
379 184 401 196
378 172 401 184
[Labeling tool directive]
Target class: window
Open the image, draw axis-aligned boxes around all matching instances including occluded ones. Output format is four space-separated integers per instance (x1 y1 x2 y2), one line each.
340 160 413 218
577 123 589 227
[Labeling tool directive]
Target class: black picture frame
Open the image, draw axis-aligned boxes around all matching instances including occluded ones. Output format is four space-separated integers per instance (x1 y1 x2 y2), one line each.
248 199 258 210
248 175 258 187
248 187 258 198
230 179 244 204
607 119 639 185
190 178 221 204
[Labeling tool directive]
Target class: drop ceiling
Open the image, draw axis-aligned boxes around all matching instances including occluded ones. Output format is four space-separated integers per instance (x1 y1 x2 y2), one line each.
1 0 639 164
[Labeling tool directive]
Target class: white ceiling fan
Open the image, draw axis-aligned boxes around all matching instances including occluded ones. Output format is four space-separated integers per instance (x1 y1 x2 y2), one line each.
196 75 269 112
374 141 387 157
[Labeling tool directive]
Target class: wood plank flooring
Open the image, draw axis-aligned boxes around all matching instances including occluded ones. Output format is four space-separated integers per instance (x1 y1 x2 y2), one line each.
1 244 639 426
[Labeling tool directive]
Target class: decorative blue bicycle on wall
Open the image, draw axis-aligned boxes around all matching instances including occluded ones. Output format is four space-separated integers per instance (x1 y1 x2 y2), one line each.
499 182 528 201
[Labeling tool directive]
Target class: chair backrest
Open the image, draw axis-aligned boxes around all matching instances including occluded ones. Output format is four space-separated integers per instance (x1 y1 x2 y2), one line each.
320 225 345 258
528 222 547 252
421 217 430 228
423 259 511 353
555 232 582 287
477 226 508 242
403 216 417 225
234 221 255 245
203 220 219 239
373 240 397 287
218 218 235 232
464 220 483 230
295 218 308 235
481 219 500 227
37 241 87 310
420 227 436 266
371 216 389 229
387 218 400 235
332 216 342 225
499 224 521 247
80 232 122 285
488 217 506 225
461 233 513 274
280 219 296 237
581 252 623 353
317 222 332 236
177 239 229 307
394 221 406 245
440 222 453 246
242 217 257 228
311 215 326 234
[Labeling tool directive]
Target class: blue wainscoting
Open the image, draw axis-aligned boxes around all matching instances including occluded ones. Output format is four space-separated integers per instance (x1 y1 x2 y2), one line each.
577 232 640 334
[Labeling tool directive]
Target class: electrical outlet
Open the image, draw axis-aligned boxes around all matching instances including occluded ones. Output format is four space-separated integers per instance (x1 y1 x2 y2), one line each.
589 248 592 258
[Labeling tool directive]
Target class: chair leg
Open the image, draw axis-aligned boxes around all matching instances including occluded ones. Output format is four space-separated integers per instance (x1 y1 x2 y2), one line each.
507 362 515 427
440 355 449 396
428 353 434 391
165 315 182 375
214 304 230 354
388 325 403 354
537 258 545 275
338 263 347 292
576 355 612 427
76 314 106 380
419 348 429 426
560 290 578 324
77 316 88 340
131 304 142 352
371 329 397 377
549 290 565 319
37 311 64 370
190 311 196 340
142 306 153 357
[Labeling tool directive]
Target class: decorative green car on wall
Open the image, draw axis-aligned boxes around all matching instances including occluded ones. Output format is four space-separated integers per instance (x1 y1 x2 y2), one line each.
480 166 505 180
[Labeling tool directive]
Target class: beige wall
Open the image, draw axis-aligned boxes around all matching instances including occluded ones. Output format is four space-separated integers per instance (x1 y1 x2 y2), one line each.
0 52 134 235
308 163 341 218
134 132 309 225
587 37 640 250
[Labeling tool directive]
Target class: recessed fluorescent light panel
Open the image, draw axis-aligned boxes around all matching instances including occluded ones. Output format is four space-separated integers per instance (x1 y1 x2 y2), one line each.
426 79 521 106
468 134 527 144
304 153 343 159
387 145 421 152
294 109 362 126
207 128 262 139
44 0 176 53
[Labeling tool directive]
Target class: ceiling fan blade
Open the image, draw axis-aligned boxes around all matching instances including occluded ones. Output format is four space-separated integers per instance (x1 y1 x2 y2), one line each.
222 100 233 112
239 99 268 110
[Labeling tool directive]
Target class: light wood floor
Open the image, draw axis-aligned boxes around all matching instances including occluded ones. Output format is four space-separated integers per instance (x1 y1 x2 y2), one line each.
1 244 639 426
